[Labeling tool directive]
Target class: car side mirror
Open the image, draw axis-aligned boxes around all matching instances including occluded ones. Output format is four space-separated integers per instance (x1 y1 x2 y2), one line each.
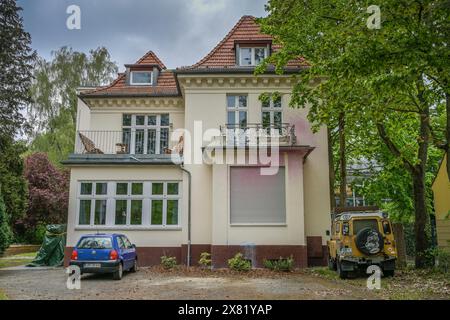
131 244 136 249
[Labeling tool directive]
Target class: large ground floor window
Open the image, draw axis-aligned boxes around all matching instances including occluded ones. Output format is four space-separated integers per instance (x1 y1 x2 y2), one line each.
230 167 286 225
77 181 181 228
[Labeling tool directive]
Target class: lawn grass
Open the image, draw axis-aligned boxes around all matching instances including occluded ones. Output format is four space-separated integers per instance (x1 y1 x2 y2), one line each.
307 266 450 300
12 252 37 258
0 289 8 300
0 251 37 269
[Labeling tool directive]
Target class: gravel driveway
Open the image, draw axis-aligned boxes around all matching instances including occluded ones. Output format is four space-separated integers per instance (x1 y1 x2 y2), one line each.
0 267 379 300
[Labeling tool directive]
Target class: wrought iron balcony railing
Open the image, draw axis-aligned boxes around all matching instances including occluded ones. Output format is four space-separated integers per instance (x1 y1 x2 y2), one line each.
75 130 174 155
75 124 296 156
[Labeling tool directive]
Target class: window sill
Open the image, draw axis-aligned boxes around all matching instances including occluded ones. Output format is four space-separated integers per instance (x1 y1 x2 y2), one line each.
229 223 287 227
130 83 153 86
75 226 182 231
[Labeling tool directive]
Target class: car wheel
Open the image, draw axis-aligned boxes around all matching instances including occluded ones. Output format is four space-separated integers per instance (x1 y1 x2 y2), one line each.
130 259 138 273
337 259 348 279
383 269 395 277
113 262 123 280
328 254 336 271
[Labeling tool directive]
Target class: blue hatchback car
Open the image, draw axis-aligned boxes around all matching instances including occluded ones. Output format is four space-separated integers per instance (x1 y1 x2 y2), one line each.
69 234 138 280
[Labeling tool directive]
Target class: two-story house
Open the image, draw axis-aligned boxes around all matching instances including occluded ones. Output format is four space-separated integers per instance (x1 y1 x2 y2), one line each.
63 16 331 268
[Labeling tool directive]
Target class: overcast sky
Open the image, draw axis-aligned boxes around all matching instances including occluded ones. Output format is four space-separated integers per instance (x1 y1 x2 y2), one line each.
17 0 268 71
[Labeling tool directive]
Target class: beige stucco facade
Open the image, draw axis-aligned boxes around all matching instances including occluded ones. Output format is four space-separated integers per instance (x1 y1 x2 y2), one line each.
178 75 331 247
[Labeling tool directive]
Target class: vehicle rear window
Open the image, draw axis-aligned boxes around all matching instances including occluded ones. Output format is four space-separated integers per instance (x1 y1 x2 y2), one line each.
77 237 112 249
353 219 379 235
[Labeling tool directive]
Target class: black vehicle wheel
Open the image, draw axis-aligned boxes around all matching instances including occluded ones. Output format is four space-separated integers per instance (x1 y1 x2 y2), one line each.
337 259 348 279
328 253 336 271
355 227 384 256
113 262 123 280
383 269 395 277
130 259 138 273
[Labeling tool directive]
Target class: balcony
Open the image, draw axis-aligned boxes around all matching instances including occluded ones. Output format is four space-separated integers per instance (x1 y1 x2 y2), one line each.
73 124 296 157
75 130 179 155
214 123 297 147
63 130 183 165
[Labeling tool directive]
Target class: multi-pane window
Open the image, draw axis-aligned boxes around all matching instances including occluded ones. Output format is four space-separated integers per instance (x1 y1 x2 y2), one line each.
262 94 282 134
227 95 248 128
114 182 144 226
239 47 268 66
78 182 108 226
122 114 170 155
130 71 152 85
150 182 181 226
226 95 248 145
77 181 181 228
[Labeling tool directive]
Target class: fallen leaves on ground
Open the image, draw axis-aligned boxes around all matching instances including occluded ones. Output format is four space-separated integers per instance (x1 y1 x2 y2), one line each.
305 267 450 300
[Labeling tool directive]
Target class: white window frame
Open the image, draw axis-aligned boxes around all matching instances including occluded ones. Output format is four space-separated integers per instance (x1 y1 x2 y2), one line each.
123 114 170 155
75 181 181 230
261 95 283 128
239 47 268 66
130 71 153 86
226 95 248 146
226 95 248 126
150 182 182 227
113 182 145 226
77 182 109 226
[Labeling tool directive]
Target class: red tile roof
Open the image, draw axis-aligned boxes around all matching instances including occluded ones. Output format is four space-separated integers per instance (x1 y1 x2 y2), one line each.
180 15 307 70
81 51 179 97
130 50 167 69
81 16 306 98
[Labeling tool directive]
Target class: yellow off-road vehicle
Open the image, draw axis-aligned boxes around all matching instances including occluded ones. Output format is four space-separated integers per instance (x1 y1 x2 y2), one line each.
327 208 397 279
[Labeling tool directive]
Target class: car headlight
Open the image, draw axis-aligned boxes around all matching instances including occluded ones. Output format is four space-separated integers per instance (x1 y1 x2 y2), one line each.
387 247 396 255
340 247 352 255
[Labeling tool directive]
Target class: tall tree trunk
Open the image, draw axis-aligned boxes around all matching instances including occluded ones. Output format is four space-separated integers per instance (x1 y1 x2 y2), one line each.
414 83 431 268
338 112 347 207
376 97 430 269
412 168 428 268
446 92 450 181
327 127 336 210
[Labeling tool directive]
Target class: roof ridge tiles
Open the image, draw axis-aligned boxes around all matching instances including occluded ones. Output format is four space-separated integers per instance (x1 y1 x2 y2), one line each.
135 50 167 69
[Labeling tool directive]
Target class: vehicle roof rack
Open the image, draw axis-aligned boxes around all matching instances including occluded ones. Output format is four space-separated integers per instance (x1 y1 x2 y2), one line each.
331 206 380 220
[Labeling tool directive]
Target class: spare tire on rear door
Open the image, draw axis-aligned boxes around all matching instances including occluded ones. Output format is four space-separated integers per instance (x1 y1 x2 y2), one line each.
355 227 384 256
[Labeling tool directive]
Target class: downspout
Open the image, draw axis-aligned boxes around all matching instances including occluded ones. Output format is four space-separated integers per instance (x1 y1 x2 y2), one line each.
180 165 192 267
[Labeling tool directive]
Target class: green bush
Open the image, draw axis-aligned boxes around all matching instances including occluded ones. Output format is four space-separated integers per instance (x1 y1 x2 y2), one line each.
160 255 177 270
34 223 47 244
198 252 212 269
0 192 12 254
263 256 295 272
227 253 251 272
403 222 435 261
433 248 450 273
15 222 47 245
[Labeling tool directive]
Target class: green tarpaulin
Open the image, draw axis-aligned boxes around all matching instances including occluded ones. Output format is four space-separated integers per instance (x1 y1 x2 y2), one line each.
27 224 66 267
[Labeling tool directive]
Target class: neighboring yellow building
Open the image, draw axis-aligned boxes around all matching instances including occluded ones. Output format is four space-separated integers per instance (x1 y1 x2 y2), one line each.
432 153 450 251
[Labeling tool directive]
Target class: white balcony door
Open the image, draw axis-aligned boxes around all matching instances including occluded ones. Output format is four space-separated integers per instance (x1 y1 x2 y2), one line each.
123 114 169 155
261 95 283 136
226 95 247 146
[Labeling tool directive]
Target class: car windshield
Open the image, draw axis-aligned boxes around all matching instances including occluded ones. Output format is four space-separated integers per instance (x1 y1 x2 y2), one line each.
353 219 379 235
77 237 112 249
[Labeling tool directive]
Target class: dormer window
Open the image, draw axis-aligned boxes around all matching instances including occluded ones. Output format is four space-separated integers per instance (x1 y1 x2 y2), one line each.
239 47 268 66
130 71 153 85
